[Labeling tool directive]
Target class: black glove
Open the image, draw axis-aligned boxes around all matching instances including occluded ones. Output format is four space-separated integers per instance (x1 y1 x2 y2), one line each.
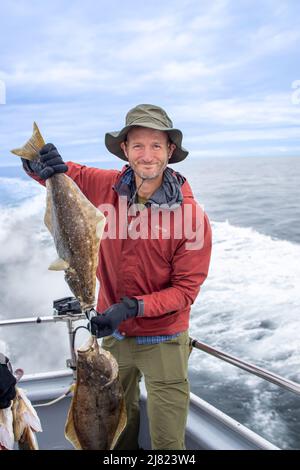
90 297 139 338
23 143 68 180
0 355 16 409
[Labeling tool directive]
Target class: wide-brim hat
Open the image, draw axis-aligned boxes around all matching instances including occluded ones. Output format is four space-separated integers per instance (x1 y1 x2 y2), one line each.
105 104 189 163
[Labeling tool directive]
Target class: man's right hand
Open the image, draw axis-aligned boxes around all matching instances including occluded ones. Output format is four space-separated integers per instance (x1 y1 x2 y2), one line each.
25 143 68 180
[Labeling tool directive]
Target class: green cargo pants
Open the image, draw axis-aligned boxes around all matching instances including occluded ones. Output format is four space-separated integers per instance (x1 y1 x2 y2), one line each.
102 330 190 450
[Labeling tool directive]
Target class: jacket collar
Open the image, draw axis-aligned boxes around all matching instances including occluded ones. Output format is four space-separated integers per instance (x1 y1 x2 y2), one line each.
114 165 189 208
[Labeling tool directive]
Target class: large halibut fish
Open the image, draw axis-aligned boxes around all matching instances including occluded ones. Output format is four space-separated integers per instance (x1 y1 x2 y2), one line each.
11 123 105 311
65 335 127 449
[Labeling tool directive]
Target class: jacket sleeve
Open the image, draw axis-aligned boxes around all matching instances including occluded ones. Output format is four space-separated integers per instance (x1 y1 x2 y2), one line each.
23 160 119 207
134 210 212 318
64 162 119 207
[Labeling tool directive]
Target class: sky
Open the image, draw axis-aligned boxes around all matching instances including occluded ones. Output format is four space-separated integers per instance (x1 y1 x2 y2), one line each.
0 0 300 166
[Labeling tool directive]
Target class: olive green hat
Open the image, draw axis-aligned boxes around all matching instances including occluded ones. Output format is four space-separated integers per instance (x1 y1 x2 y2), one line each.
105 104 189 163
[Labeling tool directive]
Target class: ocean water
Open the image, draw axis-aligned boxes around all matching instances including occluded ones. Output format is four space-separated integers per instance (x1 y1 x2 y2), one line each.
0 156 299 449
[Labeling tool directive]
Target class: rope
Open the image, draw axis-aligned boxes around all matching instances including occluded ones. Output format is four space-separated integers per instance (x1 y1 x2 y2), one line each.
34 384 74 408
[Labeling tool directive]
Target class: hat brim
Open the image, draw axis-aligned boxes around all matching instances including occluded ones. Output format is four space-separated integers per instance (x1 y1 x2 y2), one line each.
105 123 188 163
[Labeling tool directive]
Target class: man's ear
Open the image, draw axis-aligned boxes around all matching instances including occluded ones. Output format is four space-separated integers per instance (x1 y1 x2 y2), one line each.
168 143 176 159
120 141 128 159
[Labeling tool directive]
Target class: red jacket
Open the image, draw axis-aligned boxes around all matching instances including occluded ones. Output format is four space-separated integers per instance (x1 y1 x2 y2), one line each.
30 162 212 336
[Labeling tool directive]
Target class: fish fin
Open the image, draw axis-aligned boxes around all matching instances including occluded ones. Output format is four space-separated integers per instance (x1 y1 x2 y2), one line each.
0 408 14 450
48 258 70 271
11 122 45 160
44 181 68 270
12 388 42 442
110 392 127 450
17 388 42 433
18 426 39 450
44 186 54 235
65 385 82 450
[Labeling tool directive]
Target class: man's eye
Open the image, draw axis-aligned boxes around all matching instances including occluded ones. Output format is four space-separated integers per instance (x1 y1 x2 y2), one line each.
154 145 161 149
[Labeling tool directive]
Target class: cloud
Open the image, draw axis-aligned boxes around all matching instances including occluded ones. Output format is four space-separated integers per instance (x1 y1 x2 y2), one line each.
190 145 300 158
0 0 300 163
0 0 233 96
1 0 298 98
187 127 300 148
173 93 300 126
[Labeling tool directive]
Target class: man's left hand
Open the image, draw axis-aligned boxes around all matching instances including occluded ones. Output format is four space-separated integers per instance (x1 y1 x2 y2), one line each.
90 297 138 338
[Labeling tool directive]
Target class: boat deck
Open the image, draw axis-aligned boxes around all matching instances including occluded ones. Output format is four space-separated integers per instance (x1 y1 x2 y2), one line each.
19 370 279 450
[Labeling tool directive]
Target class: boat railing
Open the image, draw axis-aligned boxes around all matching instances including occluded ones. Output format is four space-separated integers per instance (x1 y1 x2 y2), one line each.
0 311 87 380
1 312 300 396
191 338 300 396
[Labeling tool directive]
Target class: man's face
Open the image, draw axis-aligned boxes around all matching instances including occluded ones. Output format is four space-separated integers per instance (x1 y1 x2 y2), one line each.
120 127 175 180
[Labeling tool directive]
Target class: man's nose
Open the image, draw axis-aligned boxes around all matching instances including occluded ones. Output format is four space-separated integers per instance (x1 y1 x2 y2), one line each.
141 148 153 161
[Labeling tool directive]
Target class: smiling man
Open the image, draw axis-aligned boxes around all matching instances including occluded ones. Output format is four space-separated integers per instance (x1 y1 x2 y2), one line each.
120 126 176 188
22 104 212 450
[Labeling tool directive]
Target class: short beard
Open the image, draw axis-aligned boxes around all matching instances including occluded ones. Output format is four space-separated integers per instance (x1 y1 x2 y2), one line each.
134 169 161 180
131 159 169 180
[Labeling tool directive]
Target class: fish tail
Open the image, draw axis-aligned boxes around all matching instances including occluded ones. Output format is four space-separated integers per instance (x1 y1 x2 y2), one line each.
11 122 45 160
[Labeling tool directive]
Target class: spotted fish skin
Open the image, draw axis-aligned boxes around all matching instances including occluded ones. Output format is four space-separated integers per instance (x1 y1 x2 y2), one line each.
11 122 105 310
65 336 127 450
45 174 105 310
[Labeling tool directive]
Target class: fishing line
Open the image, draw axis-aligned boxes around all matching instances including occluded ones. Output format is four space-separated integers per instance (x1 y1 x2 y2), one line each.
34 326 90 408
127 177 146 208
72 325 90 351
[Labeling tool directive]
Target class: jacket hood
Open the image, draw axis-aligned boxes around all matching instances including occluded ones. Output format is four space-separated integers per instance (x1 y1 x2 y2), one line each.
180 177 194 199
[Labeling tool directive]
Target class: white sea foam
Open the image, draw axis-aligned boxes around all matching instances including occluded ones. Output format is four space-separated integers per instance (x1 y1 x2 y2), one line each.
0 190 74 373
189 219 300 449
0 177 43 206
190 220 300 371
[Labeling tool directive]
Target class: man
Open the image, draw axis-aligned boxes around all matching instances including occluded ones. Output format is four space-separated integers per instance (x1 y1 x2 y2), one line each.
23 104 212 450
